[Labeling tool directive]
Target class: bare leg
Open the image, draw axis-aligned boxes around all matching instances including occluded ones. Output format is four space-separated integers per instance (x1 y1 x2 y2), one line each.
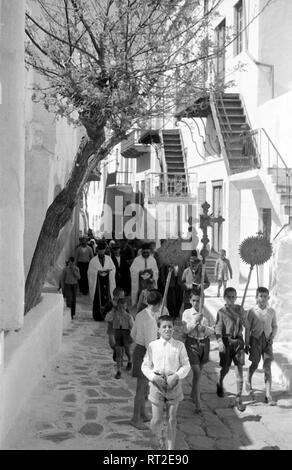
166 402 179 450
150 402 164 449
108 334 115 350
217 280 222 297
264 359 272 398
190 365 202 410
124 343 132 362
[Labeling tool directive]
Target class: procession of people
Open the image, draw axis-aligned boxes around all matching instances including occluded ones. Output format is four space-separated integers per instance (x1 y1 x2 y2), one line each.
60 231 278 450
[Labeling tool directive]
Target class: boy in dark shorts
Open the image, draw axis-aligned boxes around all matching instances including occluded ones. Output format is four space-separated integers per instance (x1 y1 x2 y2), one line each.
142 315 190 450
182 289 214 412
104 287 125 362
215 287 246 412
105 297 133 379
245 287 278 405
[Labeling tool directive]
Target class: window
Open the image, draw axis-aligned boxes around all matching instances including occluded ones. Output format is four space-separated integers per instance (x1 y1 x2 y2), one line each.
261 208 271 241
215 19 226 83
212 181 223 252
198 182 207 209
234 0 243 56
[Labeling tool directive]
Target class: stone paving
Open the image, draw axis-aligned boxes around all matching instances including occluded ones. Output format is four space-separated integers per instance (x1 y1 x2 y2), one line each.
5 294 292 451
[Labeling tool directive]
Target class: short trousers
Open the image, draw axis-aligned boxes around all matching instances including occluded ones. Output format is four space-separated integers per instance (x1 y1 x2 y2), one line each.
219 337 245 368
107 324 114 335
148 380 183 406
185 337 210 366
249 333 273 364
132 344 147 378
114 329 133 347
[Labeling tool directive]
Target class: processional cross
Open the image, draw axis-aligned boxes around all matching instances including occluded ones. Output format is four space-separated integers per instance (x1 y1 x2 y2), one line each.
198 201 225 312
199 201 225 260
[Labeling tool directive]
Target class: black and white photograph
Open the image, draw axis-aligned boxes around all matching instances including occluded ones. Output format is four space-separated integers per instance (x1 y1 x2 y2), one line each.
0 0 291 457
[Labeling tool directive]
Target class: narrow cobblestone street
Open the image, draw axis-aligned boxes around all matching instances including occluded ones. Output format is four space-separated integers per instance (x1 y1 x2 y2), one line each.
5 295 292 451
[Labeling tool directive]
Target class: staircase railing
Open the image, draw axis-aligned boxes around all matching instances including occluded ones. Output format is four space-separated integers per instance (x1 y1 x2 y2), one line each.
158 130 168 195
177 126 191 193
209 91 231 174
248 128 292 221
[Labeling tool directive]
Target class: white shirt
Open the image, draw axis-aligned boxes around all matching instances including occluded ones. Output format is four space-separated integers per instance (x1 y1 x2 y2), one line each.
182 307 214 339
142 337 191 382
131 307 158 348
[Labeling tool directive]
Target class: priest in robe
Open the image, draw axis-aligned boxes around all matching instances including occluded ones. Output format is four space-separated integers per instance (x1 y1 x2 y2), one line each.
130 243 158 307
88 240 116 321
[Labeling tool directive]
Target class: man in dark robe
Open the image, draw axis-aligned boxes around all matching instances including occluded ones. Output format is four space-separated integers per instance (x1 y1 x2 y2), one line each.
88 241 116 321
111 243 131 295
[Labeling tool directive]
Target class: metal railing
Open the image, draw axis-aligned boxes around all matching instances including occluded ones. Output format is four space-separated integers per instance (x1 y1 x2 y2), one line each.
106 171 135 186
247 128 292 220
145 172 197 200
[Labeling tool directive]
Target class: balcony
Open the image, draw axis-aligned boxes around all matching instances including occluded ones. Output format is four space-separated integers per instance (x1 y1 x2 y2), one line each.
120 129 150 159
105 171 134 187
145 172 197 203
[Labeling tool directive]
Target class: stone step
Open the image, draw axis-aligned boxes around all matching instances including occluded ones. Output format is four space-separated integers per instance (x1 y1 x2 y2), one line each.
164 148 183 153
219 118 246 127
270 175 292 186
162 129 180 135
221 93 240 99
280 194 292 204
167 168 185 173
217 106 244 115
284 205 292 215
220 99 241 107
275 184 291 194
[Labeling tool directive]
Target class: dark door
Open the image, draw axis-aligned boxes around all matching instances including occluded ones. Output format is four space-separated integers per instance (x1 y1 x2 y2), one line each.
212 182 223 252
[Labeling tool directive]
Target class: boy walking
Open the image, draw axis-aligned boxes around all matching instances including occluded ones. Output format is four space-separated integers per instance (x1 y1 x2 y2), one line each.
215 287 246 412
142 315 190 450
182 289 214 413
214 249 233 297
60 257 80 320
130 290 166 430
105 297 133 379
104 287 127 363
245 287 278 405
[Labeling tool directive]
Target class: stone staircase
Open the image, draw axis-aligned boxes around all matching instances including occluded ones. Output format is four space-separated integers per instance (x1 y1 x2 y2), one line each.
162 129 186 176
215 93 253 173
268 168 292 224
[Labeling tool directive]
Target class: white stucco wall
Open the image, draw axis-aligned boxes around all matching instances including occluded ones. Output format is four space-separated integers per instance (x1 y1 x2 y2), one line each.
256 90 292 169
0 0 25 330
0 293 64 449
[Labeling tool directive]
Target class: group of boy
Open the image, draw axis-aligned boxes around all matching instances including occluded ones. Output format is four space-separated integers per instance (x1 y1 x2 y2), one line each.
62 244 278 450
103 279 278 450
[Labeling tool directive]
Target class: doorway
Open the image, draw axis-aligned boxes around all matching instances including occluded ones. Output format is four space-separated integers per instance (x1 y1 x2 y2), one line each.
212 181 223 252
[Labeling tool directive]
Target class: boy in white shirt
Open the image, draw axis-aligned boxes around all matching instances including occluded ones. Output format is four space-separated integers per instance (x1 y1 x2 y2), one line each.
130 290 165 430
142 315 190 450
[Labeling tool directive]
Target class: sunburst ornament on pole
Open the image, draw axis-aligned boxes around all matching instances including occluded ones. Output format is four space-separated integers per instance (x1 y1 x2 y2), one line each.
239 234 273 307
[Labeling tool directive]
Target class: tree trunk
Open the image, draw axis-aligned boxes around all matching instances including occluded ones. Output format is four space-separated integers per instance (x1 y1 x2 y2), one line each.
25 133 101 314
